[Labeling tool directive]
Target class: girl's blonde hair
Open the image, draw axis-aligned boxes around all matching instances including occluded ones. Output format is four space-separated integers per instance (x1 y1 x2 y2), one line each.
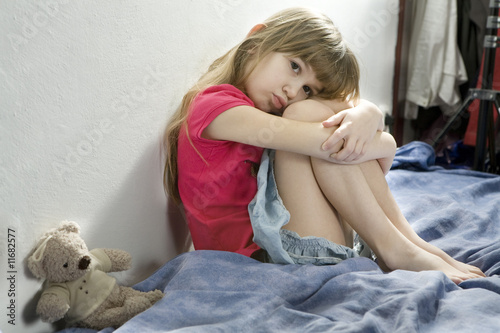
164 7 360 202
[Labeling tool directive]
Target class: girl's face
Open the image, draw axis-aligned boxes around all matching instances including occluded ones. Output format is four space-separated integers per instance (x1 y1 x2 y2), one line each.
244 52 323 115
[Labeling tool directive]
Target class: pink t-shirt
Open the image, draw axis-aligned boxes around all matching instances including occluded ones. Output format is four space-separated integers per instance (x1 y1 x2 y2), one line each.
178 84 264 257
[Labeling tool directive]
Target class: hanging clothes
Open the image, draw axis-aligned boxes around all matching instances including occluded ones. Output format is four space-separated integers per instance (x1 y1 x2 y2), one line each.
405 0 468 119
456 0 489 94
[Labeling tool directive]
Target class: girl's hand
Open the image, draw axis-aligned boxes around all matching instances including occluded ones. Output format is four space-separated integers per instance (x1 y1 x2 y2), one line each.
321 100 384 162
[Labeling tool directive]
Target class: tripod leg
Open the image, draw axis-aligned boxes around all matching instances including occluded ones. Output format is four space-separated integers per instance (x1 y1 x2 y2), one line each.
431 94 474 147
474 99 492 171
487 103 497 172
493 96 500 173
495 95 500 117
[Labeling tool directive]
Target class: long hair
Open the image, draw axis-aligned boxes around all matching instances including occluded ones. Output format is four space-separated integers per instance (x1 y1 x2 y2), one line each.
163 7 360 203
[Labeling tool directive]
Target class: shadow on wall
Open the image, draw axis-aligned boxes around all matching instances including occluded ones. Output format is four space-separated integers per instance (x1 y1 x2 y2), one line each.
84 139 192 285
167 196 192 254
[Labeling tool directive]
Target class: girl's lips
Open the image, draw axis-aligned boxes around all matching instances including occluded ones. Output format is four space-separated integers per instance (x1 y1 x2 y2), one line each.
272 94 286 111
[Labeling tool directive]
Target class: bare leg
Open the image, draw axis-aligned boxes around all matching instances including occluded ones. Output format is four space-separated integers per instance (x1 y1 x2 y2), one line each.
358 160 485 276
275 100 482 283
275 148 353 247
311 160 482 283
274 101 351 247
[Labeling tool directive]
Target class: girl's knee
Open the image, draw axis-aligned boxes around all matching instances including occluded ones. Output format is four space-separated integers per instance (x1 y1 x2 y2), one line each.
282 99 334 122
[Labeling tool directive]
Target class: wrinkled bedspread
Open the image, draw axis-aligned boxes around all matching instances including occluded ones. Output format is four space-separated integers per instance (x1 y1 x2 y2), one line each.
60 142 500 333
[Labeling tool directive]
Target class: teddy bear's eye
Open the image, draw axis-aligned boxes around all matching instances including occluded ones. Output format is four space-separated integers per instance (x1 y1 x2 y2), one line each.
63 263 69 268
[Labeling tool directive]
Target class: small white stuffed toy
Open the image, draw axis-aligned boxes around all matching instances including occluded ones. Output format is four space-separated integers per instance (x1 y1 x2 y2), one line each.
27 221 164 330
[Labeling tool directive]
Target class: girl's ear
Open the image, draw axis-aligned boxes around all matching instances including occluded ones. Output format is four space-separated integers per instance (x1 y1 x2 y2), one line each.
246 23 267 38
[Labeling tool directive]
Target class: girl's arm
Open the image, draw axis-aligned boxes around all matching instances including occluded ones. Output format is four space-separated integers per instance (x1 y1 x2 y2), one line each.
203 103 395 174
317 98 384 162
335 130 396 175
313 98 394 174
202 105 343 161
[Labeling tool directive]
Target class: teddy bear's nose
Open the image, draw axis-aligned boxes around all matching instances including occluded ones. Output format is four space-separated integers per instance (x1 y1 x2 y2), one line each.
78 256 91 270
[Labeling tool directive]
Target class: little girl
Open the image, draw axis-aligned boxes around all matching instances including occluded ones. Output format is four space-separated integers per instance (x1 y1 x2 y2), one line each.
163 7 484 283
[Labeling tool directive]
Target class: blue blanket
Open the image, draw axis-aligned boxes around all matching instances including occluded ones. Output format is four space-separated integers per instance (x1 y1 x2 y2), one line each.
60 142 500 333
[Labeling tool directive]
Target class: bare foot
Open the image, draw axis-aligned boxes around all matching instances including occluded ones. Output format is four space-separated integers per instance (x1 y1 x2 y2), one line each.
382 243 483 284
424 244 486 277
449 260 485 277
409 237 486 278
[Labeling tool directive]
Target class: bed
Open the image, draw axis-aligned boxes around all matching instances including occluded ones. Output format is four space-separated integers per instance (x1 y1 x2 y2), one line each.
59 141 500 333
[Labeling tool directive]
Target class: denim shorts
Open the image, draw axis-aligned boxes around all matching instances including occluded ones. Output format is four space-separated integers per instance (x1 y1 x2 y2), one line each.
248 149 373 265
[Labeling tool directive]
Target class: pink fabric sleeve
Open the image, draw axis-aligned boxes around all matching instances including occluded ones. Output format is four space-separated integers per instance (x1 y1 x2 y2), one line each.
187 84 254 145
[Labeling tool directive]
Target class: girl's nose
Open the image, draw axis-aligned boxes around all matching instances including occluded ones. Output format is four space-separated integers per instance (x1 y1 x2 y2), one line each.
284 83 304 102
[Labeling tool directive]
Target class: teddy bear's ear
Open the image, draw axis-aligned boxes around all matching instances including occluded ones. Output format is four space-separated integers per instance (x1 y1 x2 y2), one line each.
27 255 46 279
27 235 52 279
58 220 81 234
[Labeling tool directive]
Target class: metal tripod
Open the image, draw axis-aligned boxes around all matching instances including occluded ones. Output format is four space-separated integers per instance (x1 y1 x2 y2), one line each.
432 0 500 173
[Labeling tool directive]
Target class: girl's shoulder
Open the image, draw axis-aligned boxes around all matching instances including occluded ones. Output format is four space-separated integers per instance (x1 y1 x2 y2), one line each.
199 84 247 98
194 84 254 108
187 84 254 134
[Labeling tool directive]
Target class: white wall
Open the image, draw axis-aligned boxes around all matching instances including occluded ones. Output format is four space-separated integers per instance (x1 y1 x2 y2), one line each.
0 1 398 332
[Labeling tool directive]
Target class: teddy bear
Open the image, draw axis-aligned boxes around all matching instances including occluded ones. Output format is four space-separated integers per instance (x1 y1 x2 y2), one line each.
27 220 164 330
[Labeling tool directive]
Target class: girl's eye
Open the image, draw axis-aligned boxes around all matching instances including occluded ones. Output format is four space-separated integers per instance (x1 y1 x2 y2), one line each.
290 61 300 73
303 86 312 96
